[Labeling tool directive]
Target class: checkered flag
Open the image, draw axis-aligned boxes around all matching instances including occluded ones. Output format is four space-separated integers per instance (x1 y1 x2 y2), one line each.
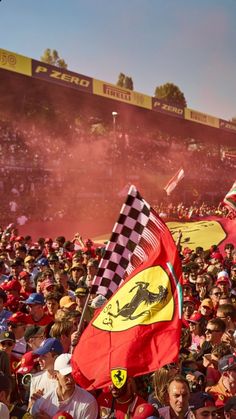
91 185 166 299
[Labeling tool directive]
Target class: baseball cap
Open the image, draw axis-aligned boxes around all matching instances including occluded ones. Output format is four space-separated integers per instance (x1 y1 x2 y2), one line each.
37 258 49 267
24 325 44 342
0 331 15 343
23 293 45 305
17 351 39 374
59 295 76 309
210 252 223 261
216 271 230 285
200 299 213 310
189 392 215 410
218 354 236 373
183 296 197 306
7 312 27 324
34 338 63 356
18 271 30 280
54 353 72 375
75 287 88 297
53 412 73 419
24 256 35 264
48 254 59 262
133 403 159 418
70 262 85 272
188 312 202 324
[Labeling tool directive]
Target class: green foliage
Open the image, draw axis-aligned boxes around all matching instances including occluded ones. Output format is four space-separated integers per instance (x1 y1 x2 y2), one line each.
116 72 134 90
40 49 68 69
154 82 187 107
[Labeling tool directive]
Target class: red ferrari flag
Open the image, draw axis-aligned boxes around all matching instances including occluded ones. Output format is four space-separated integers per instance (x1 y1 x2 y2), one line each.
72 187 183 390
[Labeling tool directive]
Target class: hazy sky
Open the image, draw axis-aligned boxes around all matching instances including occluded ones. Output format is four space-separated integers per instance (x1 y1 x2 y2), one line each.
1 0 236 120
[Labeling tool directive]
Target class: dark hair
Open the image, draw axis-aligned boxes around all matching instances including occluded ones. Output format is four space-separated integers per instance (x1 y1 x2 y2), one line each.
207 317 226 333
211 342 232 359
45 291 62 303
217 304 236 321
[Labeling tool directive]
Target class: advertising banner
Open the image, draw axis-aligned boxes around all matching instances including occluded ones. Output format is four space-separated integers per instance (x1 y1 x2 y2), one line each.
219 119 236 134
185 108 219 128
93 79 151 109
0 48 31 76
32 60 93 93
152 97 184 118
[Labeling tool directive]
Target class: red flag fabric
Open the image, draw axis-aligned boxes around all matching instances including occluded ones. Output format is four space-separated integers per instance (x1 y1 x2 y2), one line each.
72 195 183 390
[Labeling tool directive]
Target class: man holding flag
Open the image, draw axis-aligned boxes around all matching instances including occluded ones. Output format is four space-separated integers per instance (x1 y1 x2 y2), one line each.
72 185 183 392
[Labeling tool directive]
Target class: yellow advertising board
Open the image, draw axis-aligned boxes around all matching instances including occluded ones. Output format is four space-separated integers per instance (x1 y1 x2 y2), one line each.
93 79 152 110
185 108 219 128
0 48 31 76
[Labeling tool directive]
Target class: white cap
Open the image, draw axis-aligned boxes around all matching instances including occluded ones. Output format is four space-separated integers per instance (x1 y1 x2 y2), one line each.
54 353 72 376
217 270 229 280
0 403 9 419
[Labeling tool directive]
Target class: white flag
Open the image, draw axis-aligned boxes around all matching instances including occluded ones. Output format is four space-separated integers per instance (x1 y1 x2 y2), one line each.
164 168 185 196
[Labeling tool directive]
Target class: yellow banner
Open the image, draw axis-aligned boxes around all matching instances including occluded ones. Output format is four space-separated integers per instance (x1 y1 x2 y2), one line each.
93 79 151 110
0 49 31 76
185 108 219 128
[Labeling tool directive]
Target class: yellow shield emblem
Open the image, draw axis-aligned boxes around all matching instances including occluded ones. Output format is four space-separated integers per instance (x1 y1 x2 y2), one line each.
111 368 127 388
93 265 173 332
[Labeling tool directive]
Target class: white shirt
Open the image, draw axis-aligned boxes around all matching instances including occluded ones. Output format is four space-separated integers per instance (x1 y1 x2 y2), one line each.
32 384 98 419
30 370 57 399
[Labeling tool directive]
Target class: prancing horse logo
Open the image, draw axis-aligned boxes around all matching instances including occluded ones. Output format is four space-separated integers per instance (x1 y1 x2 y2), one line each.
93 265 174 332
107 282 168 321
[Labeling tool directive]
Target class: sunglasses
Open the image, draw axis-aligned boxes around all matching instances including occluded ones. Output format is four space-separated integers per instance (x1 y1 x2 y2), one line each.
205 329 221 334
213 292 222 296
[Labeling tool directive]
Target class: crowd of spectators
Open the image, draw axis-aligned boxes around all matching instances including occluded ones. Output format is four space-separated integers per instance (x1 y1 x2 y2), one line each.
0 114 235 229
0 220 235 417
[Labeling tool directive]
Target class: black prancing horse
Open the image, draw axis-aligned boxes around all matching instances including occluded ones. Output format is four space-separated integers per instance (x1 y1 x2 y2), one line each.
107 281 168 321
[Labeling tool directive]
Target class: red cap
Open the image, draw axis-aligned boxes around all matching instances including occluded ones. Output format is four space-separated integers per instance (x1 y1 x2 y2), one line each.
17 351 39 374
41 278 56 291
7 311 27 324
1 279 21 292
188 312 202 323
19 271 30 280
211 252 223 261
183 296 196 305
133 403 157 418
52 412 73 419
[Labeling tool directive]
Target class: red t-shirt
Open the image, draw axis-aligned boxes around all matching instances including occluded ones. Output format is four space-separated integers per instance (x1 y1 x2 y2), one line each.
97 390 146 419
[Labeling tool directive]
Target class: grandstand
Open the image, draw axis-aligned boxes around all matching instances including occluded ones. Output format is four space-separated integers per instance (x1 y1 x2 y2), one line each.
0 48 236 236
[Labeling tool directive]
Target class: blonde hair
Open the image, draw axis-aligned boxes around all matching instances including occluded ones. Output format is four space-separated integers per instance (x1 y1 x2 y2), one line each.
50 320 73 339
152 367 170 406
